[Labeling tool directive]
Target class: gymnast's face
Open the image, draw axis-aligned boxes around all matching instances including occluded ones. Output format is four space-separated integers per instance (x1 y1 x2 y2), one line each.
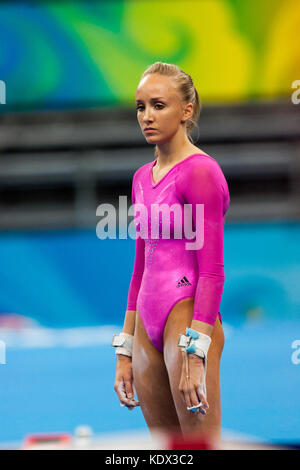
135 73 188 144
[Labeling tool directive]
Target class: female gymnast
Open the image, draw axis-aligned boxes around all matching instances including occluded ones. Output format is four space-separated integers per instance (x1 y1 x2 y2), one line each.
113 62 230 440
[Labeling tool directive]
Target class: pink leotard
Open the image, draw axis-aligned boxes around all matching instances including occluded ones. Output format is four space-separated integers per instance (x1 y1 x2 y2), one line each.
126 153 230 352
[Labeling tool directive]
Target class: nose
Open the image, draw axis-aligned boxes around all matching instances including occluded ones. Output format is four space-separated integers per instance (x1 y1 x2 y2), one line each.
143 106 153 123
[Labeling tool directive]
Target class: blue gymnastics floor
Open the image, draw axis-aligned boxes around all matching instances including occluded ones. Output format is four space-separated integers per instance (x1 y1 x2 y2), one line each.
0 221 299 445
0 318 299 445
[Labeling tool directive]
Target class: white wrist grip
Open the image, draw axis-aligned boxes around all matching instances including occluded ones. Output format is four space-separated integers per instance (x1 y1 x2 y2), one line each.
112 332 134 357
177 327 212 398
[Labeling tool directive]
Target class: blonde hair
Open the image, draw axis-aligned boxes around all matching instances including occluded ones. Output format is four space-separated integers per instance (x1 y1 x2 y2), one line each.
140 62 201 157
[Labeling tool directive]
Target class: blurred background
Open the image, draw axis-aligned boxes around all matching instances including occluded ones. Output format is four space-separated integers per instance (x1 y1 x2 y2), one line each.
0 0 299 449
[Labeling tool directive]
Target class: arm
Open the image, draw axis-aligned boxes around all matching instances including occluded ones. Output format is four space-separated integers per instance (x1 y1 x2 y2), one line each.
123 235 145 335
113 174 144 409
176 159 227 413
176 159 226 338
123 172 145 335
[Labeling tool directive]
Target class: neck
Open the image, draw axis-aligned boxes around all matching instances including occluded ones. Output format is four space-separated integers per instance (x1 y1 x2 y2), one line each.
155 130 194 167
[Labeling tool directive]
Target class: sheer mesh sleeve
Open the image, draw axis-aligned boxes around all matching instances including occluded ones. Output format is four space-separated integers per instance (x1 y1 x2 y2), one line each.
175 157 229 325
126 173 145 311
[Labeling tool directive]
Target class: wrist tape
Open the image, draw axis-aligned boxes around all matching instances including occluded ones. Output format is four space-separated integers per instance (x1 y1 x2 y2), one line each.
112 332 134 357
178 327 211 358
178 327 212 398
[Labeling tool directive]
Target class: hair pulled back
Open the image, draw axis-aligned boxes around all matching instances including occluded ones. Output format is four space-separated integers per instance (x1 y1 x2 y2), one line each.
140 62 201 157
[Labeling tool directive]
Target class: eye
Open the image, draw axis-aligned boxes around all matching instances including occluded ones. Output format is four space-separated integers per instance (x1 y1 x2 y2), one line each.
136 103 164 111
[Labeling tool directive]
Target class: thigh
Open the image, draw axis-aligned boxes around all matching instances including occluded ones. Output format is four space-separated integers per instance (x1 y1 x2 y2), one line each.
132 309 182 435
163 298 225 439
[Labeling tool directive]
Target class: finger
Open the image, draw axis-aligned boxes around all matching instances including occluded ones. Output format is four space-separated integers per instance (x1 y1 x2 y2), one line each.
132 384 139 403
196 386 209 410
179 376 192 409
127 405 136 411
117 380 136 407
124 379 140 407
115 380 127 402
123 399 140 410
186 389 202 414
122 380 140 407
180 386 189 409
125 400 140 408
124 379 134 399
184 387 193 410
189 387 201 409
187 403 204 415
186 399 206 415
185 385 201 414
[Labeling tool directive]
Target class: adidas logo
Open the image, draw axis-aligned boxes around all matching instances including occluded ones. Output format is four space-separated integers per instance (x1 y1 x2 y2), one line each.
176 276 192 288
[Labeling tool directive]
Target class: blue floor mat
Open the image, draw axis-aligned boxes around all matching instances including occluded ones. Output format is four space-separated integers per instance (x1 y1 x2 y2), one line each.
0 319 299 445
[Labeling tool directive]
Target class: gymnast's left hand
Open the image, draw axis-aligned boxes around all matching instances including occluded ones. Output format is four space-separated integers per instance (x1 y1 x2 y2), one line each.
179 353 209 415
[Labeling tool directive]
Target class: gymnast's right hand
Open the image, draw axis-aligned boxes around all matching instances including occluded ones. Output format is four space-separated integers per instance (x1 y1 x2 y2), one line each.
114 355 140 410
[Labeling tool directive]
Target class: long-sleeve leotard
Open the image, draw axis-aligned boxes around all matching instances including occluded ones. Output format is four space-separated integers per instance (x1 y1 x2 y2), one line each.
126 153 230 351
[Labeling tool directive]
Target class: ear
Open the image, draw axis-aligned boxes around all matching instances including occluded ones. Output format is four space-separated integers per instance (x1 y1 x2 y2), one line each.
181 102 193 123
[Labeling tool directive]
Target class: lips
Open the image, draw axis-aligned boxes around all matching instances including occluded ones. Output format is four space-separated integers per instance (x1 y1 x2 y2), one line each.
144 128 156 131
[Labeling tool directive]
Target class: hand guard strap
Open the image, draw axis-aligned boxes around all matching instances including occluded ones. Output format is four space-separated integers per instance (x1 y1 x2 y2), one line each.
112 332 134 357
177 327 212 398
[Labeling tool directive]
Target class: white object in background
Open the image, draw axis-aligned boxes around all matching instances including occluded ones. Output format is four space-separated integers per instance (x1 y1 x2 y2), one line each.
73 425 94 448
